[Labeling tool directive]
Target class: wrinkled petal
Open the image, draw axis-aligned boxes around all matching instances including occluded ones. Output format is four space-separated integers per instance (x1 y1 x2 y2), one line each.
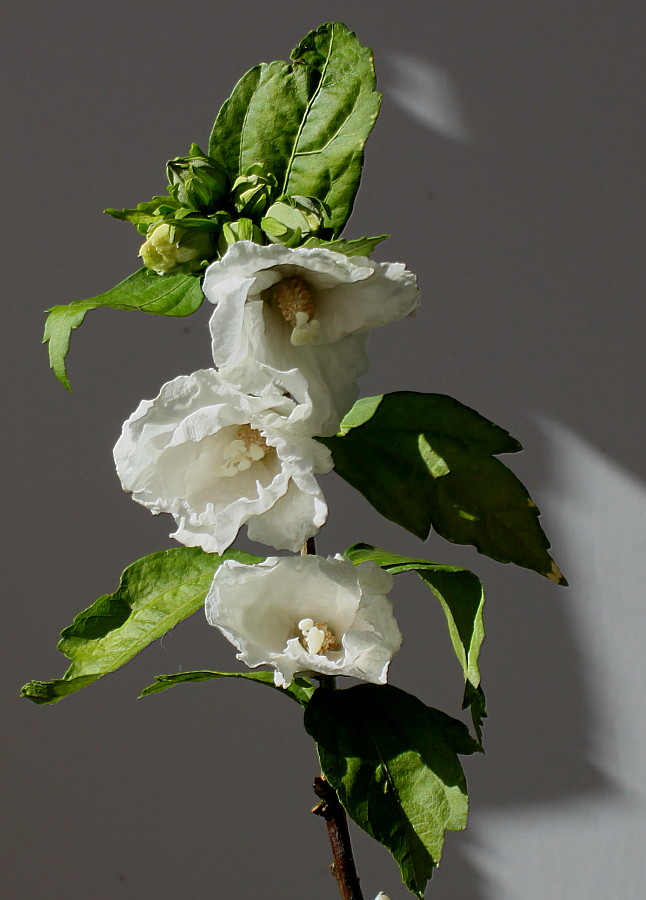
203 242 420 435
113 368 331 553
205 555 402 686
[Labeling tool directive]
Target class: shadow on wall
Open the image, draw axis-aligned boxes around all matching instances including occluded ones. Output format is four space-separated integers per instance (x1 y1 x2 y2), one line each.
380 53 645 899
459 417 646 900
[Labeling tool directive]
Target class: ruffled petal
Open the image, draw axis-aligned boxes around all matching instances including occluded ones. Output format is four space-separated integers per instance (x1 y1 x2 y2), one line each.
114 368 330 553
205 556 402 686
203 242 420 435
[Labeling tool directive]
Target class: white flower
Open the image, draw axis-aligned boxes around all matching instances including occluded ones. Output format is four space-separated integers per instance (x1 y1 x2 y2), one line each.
113 368 333 553
202 242 420 435
205 554 402 687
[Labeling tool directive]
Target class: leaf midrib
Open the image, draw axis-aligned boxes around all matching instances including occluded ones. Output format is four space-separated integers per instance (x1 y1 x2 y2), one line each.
362 711 430 895
281 28 335 193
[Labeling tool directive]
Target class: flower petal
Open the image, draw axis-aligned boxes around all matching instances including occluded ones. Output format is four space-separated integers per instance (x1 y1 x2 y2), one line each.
203 242 420 435
114 368 330 553
205 556 402 685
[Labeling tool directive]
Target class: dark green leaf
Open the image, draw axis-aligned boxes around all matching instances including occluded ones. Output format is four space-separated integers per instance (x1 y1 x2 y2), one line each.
462 681 487 745
208 22 381 236
345 543 485 741
301 234 389 256
139 670 315 707
20 547 262 705
305 684 479 897
320 393 566 584
43 268 204 390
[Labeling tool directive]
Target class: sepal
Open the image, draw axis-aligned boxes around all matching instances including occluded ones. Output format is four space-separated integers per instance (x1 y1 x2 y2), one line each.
104 195 181 235
217 216 264 254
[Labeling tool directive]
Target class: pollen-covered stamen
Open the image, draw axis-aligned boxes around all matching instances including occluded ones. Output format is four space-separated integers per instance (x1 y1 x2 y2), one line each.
237 424 270 452
297 617 339 655
214 424 272 477
271 276 321 346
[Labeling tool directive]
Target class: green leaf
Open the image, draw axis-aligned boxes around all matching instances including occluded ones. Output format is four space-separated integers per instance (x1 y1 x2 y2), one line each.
43 268 204 390
320 393 567 585
139 670 315 707
301 234 389 256
20 547 262 705
462 681 487 745
305 684 479 897
208 22 381 236
104 195 180 232
345 543 485 741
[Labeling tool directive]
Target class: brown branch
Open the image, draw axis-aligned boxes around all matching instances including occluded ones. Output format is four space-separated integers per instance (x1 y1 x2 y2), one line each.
302 537 362 895
312 776 364 900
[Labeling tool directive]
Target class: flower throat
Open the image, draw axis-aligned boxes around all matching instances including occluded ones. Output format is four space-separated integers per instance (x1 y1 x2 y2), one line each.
271 276 321 346
213 425 272 477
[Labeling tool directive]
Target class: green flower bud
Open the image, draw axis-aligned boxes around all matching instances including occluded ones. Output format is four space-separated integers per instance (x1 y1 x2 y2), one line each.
231 164 278 218
139 222 213 275
217 218 264 256
167 144 229 212
261 195 328 247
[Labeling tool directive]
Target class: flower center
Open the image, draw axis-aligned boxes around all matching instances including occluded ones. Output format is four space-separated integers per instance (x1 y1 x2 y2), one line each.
213 425 272 477
297 617 339 655
271 276 321 346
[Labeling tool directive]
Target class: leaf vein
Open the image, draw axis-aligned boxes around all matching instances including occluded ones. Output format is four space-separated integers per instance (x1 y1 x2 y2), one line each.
282 28 335 192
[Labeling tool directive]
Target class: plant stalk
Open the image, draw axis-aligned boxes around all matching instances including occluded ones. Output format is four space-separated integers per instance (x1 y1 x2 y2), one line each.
312 776 365 900
302 535 363 898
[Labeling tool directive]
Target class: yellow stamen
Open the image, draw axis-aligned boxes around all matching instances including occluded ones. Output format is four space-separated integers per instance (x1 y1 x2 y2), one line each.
297 617 338 655
271 277 321 345
272 276 315 326
237 424 270 452
214 425 272 477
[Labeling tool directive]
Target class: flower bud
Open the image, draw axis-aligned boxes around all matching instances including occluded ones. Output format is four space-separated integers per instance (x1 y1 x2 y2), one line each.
139 222 213 275
167 144 229 212
217 218 264 256
261 195 327 248
231 164 278 218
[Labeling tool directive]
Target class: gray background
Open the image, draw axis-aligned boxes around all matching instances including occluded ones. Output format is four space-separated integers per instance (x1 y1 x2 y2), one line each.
3 1 645 897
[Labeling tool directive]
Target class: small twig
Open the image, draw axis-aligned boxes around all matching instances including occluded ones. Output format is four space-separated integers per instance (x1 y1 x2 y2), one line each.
312 776 364 900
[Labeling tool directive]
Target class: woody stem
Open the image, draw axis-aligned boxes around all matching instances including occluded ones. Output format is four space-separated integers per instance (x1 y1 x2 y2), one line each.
312 776 365 900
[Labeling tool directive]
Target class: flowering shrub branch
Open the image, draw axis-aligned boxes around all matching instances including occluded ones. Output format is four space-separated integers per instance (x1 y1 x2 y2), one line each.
23 21 566 899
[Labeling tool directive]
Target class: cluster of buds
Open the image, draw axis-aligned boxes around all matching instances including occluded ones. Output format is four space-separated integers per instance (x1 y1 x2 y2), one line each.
108 146 334 276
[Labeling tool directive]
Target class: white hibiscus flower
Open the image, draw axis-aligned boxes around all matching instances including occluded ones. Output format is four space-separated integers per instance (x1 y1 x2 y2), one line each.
205 554 402 687
203 242 420 436
113 368 333 553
